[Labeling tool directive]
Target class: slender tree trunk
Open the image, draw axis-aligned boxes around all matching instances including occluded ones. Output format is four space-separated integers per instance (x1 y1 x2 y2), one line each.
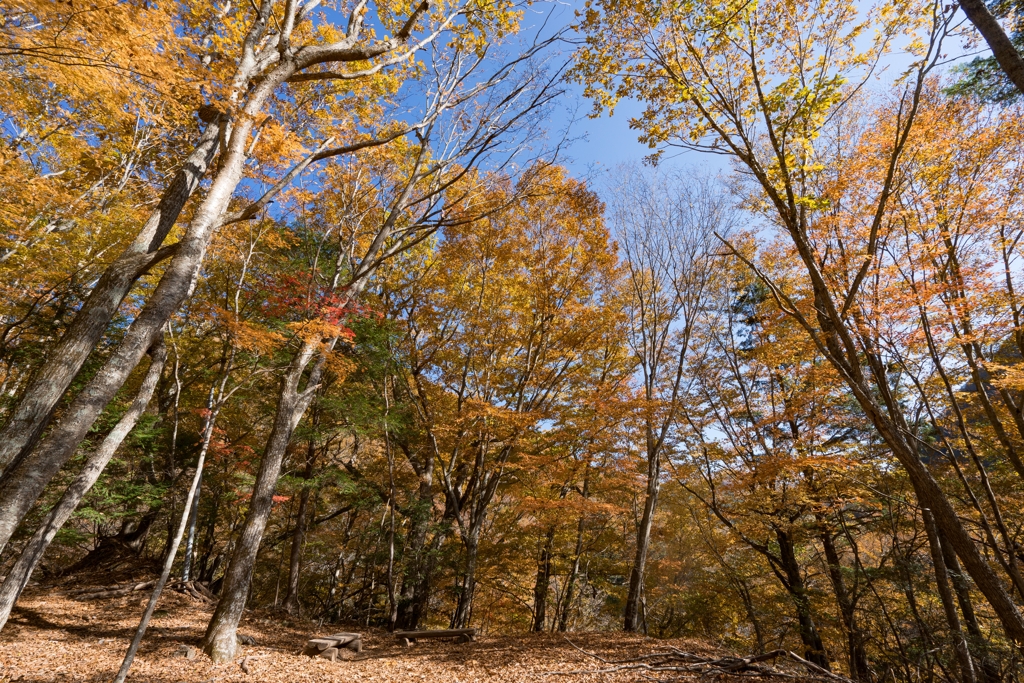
558 516 585 633
532 526 556 632
783 208 1024 642
0 60 295 556
384 393 398 631
452 532 479 629
281 473 311 616
733 575 766 655
198 477 223 583
924 508 977 683
203 339 322 662
959 348 1024 481
0 341 166 631
558 472 590 633
0 125 220 475
397 439 435 630
113 385 220 683
821 529 868 680
201 81 437 649
283 433 317 615
181 476 203 582
940 528 1000 683
881 418 1024 642
625 432 660 632
777 528 830 670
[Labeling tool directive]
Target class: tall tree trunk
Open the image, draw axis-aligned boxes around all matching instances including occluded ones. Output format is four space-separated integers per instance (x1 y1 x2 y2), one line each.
957 0 1024 95
532 526 556 632
398 523 445 630
396 433 436 630
396 495 433 629
396 521 429 628
558 516 585 633
203 339 323 662
451 531 479 629
820 529 869 680
198 476 223 583
880 417 1024 642
0 60 296 556
0 125 220 474
765 187 1024 642
383 387 398 631
281 475 310 616
924 508 977 683
113 378 221 683
282 437 316 616
0 341 165 631
558 473 590 633
181 476 203 582
940 527 1001 683
777 528 830 670
624 432 660 632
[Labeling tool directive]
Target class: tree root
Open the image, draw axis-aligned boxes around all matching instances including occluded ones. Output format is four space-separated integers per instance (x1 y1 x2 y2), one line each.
62 579 215 602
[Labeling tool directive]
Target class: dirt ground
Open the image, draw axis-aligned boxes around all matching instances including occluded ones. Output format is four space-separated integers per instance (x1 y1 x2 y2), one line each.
0 576 724 683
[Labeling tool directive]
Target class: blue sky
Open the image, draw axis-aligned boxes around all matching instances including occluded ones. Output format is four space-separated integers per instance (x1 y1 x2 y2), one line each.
522 0 982 198
549 84 731 182
512 1 731 190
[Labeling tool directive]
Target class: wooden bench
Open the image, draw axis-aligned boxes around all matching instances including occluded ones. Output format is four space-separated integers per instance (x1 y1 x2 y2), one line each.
394 628 477 647
302 632 363 661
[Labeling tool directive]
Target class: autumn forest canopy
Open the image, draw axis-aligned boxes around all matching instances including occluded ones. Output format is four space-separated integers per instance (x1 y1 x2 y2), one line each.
7 0 1024 680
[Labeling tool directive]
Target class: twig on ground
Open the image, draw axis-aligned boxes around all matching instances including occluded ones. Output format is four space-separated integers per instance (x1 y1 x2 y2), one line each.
544 645 857 682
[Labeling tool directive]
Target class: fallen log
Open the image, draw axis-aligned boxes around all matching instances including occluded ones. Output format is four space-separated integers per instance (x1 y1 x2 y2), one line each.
544 640 856 682
72 581 156 600
394 628 477 647
64 584 126 596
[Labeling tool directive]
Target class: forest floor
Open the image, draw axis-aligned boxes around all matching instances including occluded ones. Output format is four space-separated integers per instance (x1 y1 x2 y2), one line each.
0 570 739 683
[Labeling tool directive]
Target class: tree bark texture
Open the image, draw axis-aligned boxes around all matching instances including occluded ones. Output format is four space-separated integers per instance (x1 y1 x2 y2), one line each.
0 125 220 475
923 508 977 683
0 61 290 556
282 444 315 616
776 528 830 670
820 530 868 680
958 0 1024 95
624 429 660 633
532 526 556 632
0 341 166 631
203 339 321 662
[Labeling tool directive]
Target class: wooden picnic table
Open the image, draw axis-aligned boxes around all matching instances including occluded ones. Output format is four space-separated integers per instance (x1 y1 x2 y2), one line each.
302 632 363 661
